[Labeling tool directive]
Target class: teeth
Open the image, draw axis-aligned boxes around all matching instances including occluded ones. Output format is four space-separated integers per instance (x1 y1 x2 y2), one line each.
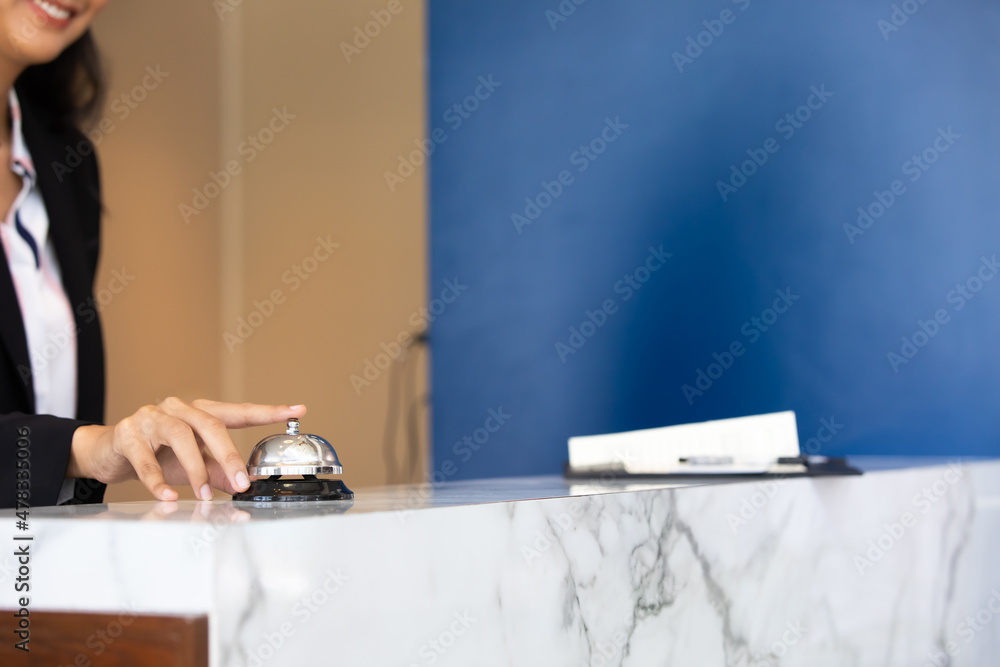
32 0 71 20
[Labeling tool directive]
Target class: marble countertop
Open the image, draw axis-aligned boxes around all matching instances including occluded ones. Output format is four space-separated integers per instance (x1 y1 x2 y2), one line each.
3 455 985 523
2 456 998 666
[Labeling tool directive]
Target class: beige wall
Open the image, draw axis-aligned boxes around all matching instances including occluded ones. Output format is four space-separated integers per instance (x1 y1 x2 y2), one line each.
92 1 427 502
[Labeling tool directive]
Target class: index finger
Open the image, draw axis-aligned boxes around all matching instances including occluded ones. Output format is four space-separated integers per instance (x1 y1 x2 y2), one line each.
158 400 264 492
189 400 306 429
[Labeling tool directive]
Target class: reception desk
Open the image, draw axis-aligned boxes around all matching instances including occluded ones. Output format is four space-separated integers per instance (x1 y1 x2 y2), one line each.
2 458 998 666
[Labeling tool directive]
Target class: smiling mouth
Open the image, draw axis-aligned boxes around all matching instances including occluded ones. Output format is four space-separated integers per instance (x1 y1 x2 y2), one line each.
30 0 76 22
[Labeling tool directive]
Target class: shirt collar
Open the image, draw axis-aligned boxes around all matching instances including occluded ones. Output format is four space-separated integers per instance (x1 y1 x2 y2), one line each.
8 88 36 185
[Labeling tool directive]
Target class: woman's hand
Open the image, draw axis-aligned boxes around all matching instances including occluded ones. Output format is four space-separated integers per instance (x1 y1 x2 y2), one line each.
66 398 306 501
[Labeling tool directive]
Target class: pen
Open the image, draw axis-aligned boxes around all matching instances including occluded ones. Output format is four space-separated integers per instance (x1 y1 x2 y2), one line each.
678 456 735 465
678 456 834 466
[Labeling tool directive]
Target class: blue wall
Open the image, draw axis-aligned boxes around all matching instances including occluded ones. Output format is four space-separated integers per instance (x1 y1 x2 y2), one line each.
428 0 1000 480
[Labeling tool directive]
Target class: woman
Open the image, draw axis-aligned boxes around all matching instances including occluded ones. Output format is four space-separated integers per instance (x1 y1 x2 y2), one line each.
0 0 304 509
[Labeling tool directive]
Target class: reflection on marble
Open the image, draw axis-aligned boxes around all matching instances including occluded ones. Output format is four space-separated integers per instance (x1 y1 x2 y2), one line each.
2 458 999 666
16 474 699 522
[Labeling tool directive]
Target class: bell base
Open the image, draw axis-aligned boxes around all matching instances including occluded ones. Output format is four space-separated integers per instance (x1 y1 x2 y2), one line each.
233 476 354 503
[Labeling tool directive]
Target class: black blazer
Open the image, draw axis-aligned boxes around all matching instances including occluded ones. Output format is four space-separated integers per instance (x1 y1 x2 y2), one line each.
0 86 106 509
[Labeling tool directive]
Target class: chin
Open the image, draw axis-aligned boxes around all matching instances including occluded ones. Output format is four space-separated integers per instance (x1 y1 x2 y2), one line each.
8 32 79 65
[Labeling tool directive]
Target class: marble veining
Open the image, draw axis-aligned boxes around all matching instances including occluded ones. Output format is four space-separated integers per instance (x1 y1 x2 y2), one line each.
1 458 998 666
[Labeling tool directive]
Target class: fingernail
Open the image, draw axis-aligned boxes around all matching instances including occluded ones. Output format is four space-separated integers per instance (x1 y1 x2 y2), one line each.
289 404 304 410
236 471 250 490
161 488 178 501
200 484 213 501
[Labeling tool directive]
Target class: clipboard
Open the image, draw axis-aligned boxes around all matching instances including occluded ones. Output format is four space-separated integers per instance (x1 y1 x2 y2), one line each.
564 411 862 480
563 455 863 481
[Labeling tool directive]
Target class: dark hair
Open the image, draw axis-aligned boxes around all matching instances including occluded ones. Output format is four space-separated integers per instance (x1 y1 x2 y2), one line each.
15 30 106 131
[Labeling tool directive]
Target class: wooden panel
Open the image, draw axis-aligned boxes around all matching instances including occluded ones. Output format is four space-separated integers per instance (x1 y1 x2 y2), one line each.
238 0 429 489
94 0 429 504
0 612 207 666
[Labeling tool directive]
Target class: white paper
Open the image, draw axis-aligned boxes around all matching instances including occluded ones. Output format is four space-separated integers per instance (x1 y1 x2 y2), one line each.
567 411 800 474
